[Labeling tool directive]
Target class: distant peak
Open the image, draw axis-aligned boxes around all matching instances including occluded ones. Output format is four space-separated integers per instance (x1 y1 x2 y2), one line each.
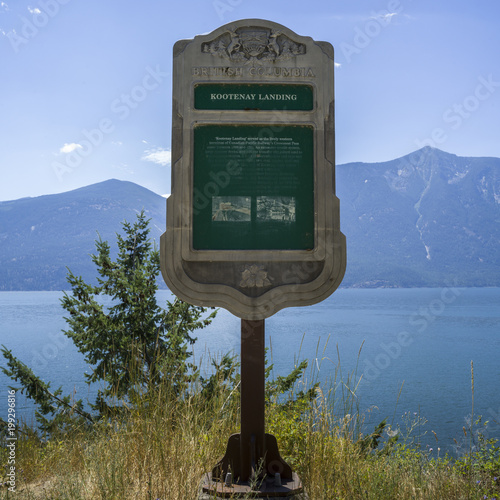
414 146 451 155
400 146 458 164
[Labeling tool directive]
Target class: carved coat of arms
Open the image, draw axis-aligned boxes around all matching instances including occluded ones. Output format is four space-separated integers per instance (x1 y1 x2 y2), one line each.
202 27 306 63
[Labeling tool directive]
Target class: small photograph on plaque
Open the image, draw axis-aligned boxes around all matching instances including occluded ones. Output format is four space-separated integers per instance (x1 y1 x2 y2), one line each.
212 196 251 222
256 196 296 222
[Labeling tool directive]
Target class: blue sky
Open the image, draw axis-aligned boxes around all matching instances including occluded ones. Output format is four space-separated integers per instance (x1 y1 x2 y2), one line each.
1 0 499 200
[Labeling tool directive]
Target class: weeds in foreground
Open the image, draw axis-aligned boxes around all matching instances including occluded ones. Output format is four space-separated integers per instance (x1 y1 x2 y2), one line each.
1 348 498 500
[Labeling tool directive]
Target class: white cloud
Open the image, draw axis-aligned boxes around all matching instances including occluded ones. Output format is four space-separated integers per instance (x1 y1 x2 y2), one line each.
334 62 342 69
369 11 399 23
382 12 398 20
369 10 413 25
59 143 83 154
27 6 41 14
1 2 9 11
141 148 171 166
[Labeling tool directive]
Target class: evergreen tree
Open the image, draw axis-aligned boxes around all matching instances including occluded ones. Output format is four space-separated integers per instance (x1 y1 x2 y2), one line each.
1 212 216 434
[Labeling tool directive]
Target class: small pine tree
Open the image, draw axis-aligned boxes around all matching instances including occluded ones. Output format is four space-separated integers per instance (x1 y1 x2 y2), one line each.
62 210 216 412
1 211 216 435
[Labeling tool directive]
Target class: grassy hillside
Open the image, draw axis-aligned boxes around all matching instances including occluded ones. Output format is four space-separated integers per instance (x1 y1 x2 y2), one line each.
1 356 499 499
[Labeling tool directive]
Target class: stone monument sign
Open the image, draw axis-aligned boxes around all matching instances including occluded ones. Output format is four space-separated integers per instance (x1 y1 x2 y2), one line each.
161 19 346 320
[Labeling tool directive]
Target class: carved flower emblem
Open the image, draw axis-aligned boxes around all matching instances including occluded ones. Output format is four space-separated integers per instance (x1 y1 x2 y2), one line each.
239 264 272 288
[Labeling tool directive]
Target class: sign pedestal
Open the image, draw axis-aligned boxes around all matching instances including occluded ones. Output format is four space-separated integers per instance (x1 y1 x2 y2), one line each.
163 19 346 498
201 319 303 498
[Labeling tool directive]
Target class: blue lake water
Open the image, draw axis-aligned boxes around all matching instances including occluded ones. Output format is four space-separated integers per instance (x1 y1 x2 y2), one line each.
0 287 499 456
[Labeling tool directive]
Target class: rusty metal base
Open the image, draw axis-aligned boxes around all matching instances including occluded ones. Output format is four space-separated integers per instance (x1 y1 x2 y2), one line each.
201 471 303 498
211 433 293 482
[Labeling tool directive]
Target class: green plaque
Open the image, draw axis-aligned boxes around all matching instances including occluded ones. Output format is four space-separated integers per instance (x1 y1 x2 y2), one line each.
194 84 314 111
193 124 314 250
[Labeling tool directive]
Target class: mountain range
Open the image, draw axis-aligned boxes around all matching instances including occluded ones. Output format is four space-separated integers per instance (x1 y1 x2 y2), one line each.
1 147 499 291
0 180 166 290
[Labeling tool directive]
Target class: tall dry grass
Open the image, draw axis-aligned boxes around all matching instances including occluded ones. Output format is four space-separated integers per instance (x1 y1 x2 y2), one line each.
1 350 499 499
